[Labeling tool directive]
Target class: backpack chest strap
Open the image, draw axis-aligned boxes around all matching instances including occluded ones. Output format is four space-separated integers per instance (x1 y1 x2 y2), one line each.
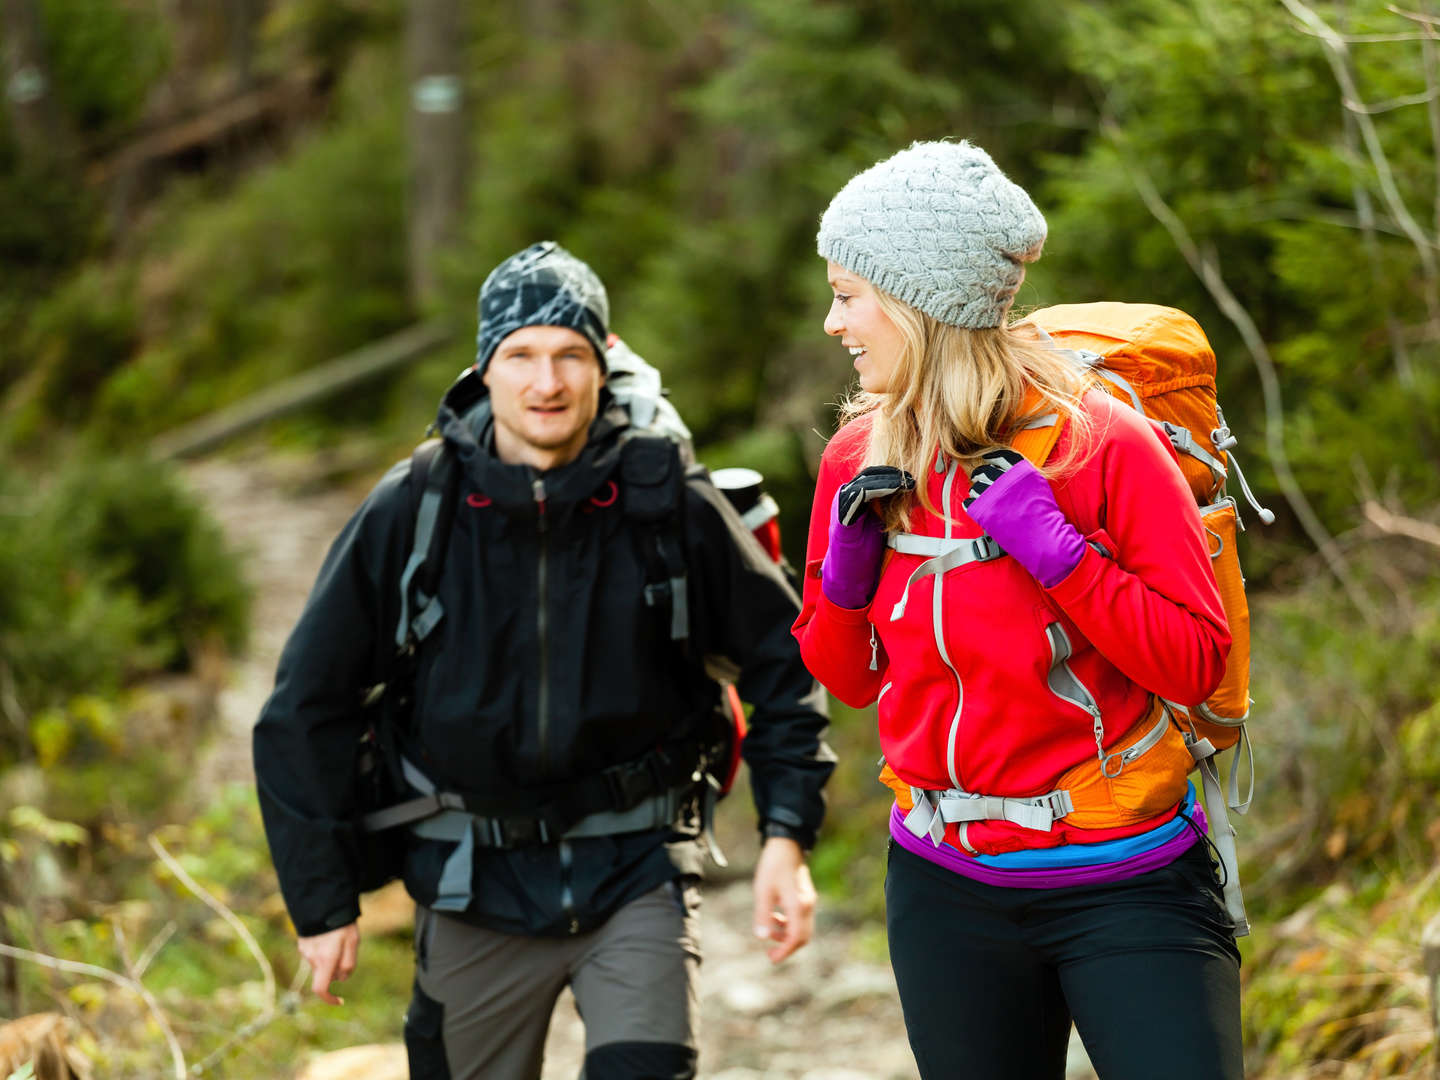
885 533 1006 620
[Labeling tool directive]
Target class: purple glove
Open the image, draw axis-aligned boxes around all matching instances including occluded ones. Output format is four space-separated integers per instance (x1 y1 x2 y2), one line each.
964 449 1086 588
821 466 915 609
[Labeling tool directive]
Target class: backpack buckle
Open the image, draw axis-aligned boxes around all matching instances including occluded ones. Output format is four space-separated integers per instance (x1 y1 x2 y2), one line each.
604 758 659 810
487 815 550 848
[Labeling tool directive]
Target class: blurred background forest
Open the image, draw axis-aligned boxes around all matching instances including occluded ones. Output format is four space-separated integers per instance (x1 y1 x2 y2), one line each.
1 0 1439 1076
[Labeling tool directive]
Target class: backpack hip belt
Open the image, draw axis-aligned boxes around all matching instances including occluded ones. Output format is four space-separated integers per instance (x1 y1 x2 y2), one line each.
362 738 704 845
902 784 1076 850
390 744 707 915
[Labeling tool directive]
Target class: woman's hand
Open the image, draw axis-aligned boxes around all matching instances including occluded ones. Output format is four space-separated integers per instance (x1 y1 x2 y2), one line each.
821 466 914 609
964 450 1087 588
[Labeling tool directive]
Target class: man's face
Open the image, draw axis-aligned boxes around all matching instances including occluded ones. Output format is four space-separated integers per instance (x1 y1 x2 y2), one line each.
482 325 604 469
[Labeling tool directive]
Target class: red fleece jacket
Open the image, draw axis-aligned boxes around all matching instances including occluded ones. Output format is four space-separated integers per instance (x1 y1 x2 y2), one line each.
793 391 1232 853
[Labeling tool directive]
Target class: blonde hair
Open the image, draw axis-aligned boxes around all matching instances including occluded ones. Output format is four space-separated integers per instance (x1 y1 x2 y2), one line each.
837 288 1094 532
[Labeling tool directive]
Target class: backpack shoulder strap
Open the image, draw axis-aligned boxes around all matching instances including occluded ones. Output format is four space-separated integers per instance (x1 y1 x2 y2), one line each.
619 432 690 643
395 438 462 649
618 430 682 519
1010 386 1072 468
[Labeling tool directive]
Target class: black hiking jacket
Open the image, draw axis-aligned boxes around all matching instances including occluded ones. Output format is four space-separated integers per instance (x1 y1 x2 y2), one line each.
253 371 833 937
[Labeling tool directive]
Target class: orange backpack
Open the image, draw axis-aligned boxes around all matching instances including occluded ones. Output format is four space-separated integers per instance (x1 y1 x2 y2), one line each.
1018 302 1268 935
1017 303 1266 750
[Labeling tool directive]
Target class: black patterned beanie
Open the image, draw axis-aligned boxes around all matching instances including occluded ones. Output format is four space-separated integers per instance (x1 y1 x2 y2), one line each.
474 241 610 375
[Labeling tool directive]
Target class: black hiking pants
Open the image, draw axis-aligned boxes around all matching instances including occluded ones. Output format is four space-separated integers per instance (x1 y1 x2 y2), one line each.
885 839 1243 1080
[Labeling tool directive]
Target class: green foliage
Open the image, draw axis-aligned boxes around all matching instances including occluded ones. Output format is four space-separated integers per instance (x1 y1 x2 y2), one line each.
1043 0 1440 547
1239 846 1437 1076
454 0 1080 459
7 804 87 848
38 0 170 138
0 453 249 765
102 51 408 438
5 265 140 438
261 0 402 73
0 153 98 315
55 456 250 658
1 783 416 1077
0 47 412 447
805 699 891 923
1243 547 1440 902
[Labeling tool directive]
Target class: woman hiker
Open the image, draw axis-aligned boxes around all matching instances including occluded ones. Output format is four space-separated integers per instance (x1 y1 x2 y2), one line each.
792 140 1244 1080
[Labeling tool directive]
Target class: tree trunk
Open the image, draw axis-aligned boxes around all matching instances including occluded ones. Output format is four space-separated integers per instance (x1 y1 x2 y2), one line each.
406 0 470 310
0 0 72 167
226 0 263 93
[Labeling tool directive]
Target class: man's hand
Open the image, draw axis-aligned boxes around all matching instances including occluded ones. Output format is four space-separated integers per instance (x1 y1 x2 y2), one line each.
297 923 360 1005
751 836 816 964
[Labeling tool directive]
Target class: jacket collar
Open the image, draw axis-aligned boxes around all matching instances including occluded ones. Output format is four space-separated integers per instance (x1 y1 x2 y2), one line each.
433 368 628 513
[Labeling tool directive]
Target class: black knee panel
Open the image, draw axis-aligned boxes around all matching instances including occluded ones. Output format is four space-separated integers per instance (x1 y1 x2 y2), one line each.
584 1041 697 1080
404 981 450 1080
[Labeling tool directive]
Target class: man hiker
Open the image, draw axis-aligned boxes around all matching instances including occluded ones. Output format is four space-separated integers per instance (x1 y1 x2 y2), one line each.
253 241 835 1080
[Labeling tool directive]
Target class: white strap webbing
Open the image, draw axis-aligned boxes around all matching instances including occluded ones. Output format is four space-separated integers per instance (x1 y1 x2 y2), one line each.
1162 422 1228 487
400 755 684 843
1095 367 1145 415
1198 752 1251 938
902 785 1074 847
1172 703 1254 816
739 493 779 531
1225 724 1254 815
886 534 1005 620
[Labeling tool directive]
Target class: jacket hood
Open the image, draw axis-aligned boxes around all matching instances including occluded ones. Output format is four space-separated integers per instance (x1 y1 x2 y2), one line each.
433 368 628 512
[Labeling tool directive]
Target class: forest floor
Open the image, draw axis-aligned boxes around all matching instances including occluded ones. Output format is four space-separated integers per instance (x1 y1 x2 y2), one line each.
182 451 1097 1080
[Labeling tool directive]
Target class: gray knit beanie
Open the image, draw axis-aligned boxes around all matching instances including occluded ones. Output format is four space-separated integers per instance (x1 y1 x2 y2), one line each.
475 241 610 375
817 140 1047 328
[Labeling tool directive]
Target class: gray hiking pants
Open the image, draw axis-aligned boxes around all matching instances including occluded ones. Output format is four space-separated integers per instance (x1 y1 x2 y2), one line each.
404 880 702 1080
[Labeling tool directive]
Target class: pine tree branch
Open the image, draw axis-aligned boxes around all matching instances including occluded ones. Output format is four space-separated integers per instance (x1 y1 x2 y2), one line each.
1414 4 1440 239
1336 14 1415 386
133 921 177 980
1362 501 1440 547
1342 86 1440 113
1282 0 1440 324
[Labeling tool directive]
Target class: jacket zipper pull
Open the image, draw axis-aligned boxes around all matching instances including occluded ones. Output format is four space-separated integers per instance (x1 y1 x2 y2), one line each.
533 477 548 532
869 623 879 671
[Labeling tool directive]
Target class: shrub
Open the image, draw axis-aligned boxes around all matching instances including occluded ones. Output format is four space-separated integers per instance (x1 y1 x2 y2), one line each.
0 453 250 765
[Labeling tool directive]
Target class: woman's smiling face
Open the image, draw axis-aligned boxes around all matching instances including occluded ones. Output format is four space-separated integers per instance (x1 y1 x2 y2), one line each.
823 261 904 394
